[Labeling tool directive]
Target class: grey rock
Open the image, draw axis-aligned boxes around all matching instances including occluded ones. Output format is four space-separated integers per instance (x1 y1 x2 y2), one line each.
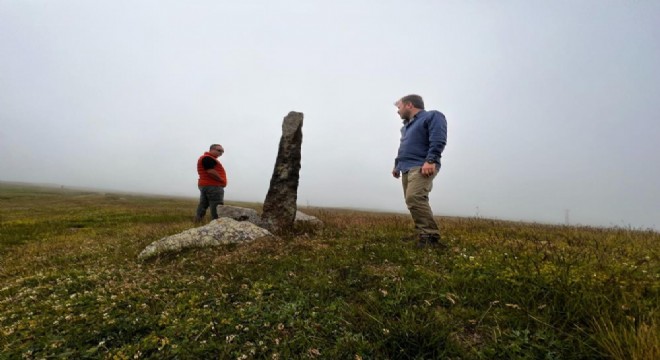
215 205 323 228
295 210 323 226
262 111 304 234
138 217 272 260
217 205 261 224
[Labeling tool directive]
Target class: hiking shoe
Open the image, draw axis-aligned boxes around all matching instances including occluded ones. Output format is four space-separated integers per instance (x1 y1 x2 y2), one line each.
416 234 447 249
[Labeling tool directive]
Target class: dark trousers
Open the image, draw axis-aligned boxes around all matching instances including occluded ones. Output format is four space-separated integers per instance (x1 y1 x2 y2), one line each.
195 186 225 220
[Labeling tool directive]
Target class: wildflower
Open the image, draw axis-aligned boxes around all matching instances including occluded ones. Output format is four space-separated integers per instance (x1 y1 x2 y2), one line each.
277 323 285 331
445 293 458 305
307 348 321 358
226 334 237 343
158 337 170 351
382 328 390 335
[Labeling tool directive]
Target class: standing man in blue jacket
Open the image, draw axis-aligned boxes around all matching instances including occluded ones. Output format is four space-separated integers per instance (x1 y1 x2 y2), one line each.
392 94 448 248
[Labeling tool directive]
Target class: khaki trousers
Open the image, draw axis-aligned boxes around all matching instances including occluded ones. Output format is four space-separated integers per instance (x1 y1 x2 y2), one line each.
402 166 440 235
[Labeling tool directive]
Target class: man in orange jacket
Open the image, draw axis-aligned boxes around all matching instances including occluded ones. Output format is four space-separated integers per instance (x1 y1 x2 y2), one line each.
195 144 227 221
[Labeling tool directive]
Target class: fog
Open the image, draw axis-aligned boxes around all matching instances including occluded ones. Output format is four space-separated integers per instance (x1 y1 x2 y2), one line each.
2 1 659 230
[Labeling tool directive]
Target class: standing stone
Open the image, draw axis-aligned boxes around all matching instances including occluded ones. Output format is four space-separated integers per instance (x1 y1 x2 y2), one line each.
261 111 304 234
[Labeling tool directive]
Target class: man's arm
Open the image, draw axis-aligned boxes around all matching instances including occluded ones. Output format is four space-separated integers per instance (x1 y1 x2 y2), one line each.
206 169 223 182
420 111 447 177
202 156 225 183
426 111 447 162
392 159 400 178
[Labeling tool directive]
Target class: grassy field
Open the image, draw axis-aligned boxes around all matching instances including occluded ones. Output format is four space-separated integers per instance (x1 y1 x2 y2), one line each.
0 183 658 359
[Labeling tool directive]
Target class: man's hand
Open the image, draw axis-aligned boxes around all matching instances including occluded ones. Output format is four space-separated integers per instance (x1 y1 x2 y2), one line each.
421 162 436 177
392 168 400 179
206 169 223 182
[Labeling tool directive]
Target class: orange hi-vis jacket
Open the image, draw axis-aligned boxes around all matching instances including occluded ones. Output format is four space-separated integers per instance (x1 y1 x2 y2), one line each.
197 152 227 187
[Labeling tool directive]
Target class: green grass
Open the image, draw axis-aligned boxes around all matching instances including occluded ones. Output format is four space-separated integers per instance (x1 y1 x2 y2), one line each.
1 183 658 359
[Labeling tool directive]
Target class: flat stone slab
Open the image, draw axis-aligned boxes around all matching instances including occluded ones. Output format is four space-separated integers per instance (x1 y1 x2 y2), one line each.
217 205 261 224
295 210 323 226
138 217 273 260
216 205 323 228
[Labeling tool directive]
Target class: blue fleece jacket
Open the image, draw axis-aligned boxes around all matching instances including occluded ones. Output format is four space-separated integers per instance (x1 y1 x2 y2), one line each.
395 109 447 173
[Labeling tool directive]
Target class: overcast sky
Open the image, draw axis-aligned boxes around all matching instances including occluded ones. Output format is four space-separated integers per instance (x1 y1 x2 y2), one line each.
1 0 659 230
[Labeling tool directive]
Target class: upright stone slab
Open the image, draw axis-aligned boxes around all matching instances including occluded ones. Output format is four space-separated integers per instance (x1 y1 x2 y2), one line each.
261 111 304 234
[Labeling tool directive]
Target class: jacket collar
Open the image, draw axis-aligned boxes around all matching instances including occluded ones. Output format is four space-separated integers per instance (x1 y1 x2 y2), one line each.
403 109 426 125
204 151 218 159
